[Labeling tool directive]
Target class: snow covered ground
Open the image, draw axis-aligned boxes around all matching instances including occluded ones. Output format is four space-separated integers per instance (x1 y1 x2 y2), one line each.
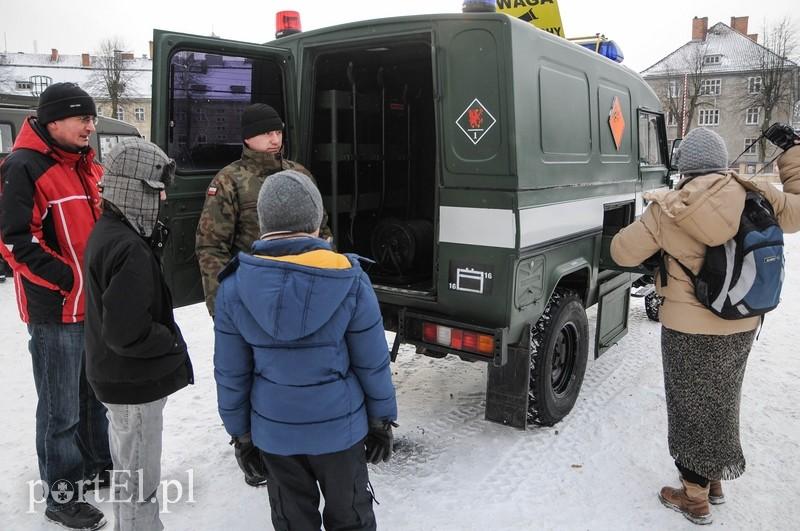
1 235 799 530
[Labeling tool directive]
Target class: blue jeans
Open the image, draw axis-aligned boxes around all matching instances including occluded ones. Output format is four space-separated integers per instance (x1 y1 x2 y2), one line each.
28 322 112 509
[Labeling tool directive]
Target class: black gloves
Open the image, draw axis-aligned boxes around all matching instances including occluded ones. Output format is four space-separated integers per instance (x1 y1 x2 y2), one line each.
764 123 800 152
365 419 398 464
230 433 269 487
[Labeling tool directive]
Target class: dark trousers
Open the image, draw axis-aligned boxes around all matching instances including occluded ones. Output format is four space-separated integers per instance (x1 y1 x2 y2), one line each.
676 461 709 488
260 440 376 531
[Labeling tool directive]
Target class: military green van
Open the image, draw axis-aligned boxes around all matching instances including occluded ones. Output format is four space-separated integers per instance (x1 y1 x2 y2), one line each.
0 104 142 161
151 11 669 428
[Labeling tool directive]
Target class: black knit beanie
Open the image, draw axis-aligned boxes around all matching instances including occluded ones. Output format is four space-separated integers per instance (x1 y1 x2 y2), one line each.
241 103 284 141
37 82 97 125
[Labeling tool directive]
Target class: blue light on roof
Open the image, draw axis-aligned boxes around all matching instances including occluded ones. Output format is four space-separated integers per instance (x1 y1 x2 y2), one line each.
578 40 625 63
462 0 496 13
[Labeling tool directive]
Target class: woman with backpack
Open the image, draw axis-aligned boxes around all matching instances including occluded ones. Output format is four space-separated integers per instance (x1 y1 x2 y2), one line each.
610 127 800 525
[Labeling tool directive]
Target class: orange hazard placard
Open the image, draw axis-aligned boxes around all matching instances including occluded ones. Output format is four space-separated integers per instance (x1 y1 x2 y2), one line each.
608 96 625 151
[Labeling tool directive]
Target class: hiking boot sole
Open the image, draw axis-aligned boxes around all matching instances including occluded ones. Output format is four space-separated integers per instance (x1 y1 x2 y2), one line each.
245 477 268 487
708 494 725 505
44 514 107 531
658 492 713 525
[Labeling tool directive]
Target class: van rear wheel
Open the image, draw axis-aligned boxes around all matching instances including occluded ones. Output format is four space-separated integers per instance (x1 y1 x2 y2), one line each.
527 289 589 426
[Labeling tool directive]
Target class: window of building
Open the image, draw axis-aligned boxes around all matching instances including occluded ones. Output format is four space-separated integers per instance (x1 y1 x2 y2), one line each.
747 76 762 94
745 107 760 125
699 79 721 96
30 75 52 96
667 111 677 127
134 107 145 121
668 80 680 98
703 54 722 65
196 134 207 144
115 107 125 121
1 123 13 153
698 109 720 126
15 81 32 90
744 138 758 155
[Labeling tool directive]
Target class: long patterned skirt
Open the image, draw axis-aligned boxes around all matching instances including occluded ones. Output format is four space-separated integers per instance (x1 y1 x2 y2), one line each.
661 326 756 480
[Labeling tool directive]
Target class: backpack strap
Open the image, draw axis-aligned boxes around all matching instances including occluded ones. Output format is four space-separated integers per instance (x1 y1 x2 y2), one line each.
659 252 697 287
656 251 669 287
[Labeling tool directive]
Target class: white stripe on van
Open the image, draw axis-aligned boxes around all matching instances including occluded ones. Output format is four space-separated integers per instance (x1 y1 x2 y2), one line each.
439 207 516 248
519 194 635 248
439 193 639 249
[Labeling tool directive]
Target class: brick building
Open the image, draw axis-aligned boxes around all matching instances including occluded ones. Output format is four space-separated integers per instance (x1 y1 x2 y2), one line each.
0 48 152 140
641 16 799 174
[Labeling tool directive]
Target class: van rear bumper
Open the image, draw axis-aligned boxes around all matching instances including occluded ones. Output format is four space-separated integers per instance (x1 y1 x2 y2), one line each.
390 309 509 366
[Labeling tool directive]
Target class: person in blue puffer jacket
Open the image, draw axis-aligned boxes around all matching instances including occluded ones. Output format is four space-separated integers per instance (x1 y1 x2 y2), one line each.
213 169 397 531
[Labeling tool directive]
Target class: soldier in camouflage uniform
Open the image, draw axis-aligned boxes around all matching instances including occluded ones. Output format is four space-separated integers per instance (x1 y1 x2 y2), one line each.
196 103 331 317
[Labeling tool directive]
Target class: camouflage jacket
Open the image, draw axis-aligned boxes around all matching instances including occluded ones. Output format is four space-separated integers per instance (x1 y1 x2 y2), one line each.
195 147 331 315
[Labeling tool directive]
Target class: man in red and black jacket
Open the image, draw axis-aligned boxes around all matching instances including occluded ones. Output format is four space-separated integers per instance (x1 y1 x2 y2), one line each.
0 83 111 531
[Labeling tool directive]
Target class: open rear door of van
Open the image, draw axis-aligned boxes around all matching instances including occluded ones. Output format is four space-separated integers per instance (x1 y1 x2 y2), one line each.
151 30 294 307
595 271 632 358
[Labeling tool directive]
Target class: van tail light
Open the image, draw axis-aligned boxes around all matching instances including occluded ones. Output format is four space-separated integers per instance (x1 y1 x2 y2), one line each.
422 322 437 343
421 321 495 357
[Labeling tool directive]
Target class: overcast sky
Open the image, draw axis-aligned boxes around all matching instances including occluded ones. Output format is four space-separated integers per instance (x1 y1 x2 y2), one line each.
1 0 797 73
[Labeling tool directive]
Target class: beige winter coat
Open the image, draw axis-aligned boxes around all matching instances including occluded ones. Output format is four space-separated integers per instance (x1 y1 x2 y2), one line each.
611 146 800 334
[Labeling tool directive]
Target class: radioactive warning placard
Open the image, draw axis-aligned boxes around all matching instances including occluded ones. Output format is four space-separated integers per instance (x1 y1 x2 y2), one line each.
497 0 565 38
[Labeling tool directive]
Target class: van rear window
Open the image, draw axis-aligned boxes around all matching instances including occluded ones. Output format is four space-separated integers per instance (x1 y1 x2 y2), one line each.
167 50 285 173
97 134 141 162
0 123 13 154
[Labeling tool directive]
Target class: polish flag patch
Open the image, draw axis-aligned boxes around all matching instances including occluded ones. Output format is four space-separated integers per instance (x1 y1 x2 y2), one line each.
207 186 218 196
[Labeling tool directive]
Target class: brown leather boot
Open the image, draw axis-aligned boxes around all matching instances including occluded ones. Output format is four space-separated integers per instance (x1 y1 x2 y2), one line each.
708 480 725 505
659 478 713 525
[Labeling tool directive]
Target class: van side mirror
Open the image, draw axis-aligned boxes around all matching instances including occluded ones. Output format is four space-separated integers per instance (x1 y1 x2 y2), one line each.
668 138 681 172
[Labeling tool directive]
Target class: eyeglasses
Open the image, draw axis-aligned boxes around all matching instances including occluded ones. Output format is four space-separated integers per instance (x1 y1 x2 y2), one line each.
77 116 99 125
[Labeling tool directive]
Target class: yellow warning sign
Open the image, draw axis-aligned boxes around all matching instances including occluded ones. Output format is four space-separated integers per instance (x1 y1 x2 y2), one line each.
497 0 565 38
608 96 625 151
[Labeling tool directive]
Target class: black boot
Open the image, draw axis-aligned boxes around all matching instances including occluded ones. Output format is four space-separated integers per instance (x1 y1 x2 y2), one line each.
45 502 106 530
82 468 113 494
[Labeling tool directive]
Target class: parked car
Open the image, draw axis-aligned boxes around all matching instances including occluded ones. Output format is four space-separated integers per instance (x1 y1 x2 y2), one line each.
0 104 142 162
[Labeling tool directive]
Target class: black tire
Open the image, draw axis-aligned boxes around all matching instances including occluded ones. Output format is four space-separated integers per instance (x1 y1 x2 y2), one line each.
528 289 589 426
644 291 663 322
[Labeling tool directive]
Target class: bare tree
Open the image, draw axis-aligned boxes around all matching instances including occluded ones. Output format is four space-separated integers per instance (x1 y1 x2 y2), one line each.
89 37 137 118
742 17 799 162
657 42 712 138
